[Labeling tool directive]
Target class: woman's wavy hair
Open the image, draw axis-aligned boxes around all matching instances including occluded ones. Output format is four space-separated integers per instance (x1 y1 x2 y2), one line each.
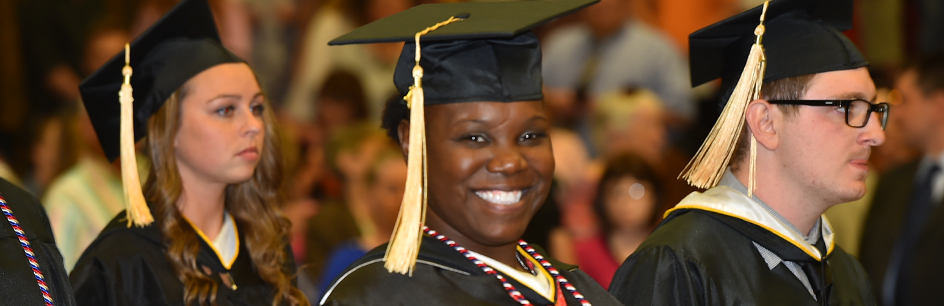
143 79 308 306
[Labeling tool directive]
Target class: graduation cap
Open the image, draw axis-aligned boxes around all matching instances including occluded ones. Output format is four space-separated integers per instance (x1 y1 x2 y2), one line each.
329 0 598 275
79 0 243 227
680 0 867 194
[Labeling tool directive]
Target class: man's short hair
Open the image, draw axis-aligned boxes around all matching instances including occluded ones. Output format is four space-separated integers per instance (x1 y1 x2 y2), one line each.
907 53 944 96
729 74 815 171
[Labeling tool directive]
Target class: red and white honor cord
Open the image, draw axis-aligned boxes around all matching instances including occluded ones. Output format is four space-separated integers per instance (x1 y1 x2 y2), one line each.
0 194 54 306
424 226 591 306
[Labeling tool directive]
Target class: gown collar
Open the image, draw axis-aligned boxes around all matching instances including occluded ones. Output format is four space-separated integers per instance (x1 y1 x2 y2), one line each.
665 170 835 261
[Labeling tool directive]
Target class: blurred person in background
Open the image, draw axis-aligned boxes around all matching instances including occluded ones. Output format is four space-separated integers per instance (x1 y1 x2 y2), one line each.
316 141 406 298
16 0 136 112
542 0 692 154
591 88 695 211
591 89 667 162
575 153 663 289
866 68 920 174
283 0 415 123
243 0 301 102
860 52 944 306
43 104 128 271
301 123 386 292
42 24 133 271
134 0 253 60
545 88 692 266
22 111 79 197
282 71 372 261
312 70 371 142
287 71 372 288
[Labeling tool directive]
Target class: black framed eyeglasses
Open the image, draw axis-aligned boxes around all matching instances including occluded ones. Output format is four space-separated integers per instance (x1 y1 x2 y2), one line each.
767 99 890 130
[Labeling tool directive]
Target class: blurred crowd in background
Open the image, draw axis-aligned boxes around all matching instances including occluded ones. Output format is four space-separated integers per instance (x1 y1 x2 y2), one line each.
0 0 939 301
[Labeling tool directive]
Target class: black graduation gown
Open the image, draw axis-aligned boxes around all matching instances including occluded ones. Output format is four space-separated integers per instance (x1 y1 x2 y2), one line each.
0 177 76 306
609 208 876 306
70 211 295 306
320 235 621 306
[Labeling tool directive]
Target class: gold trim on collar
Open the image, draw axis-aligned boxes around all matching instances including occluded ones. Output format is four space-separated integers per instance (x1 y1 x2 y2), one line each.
515 246 557 301
666 186 834 261
183 213 240 270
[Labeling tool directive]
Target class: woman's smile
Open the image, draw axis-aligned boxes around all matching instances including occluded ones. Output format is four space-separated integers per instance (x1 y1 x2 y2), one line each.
473 189 525 206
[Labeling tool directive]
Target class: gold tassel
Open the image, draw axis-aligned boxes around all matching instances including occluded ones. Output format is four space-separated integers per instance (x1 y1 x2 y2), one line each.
119 43 153 227
679 1 770 191
384 16 463 275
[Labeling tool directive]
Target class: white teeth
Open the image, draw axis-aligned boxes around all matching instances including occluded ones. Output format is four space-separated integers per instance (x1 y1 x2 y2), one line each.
475 190 523 205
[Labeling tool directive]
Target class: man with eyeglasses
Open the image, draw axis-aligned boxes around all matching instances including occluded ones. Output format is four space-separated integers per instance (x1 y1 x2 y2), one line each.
608 0 884 305
859 53 944 306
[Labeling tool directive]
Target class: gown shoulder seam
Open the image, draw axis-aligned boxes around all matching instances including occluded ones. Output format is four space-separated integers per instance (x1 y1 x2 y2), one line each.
319 258 472 305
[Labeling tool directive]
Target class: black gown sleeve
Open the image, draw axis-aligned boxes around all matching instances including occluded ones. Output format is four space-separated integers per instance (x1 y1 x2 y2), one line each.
558 268 623 305
70 230 178 306
69 257 115 306
0 178 76 306
609 245 707 306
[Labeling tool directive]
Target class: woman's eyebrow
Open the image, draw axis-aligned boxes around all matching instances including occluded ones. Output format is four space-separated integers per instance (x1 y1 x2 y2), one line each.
207 94 241 103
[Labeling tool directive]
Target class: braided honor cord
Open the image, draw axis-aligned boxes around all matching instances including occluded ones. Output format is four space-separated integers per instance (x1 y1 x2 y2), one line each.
424 226 591 305
0 194 54 306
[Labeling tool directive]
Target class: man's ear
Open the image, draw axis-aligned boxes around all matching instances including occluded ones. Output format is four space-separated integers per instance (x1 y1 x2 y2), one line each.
397 120 411 161
745 99 780 151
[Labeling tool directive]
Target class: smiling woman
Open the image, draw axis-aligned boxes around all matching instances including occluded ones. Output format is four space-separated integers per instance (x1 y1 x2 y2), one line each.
68 0 308 305
317 1 621 305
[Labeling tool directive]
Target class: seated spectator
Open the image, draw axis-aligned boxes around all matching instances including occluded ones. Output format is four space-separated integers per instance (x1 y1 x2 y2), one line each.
43 25 132 271
283 0 414 122
301 122 389 289
42 105 132 271
313 70 371 140
591 88 695 212
542 0 693 139
591 88 667 162
22 111 78 197
316 144 405 297
573 153 663 289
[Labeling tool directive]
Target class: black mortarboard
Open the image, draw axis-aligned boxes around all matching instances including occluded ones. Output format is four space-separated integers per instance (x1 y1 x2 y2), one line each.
77 0 243 227
690 0 867 103
330 0 598 104
80 0 243 162
328 0 597 275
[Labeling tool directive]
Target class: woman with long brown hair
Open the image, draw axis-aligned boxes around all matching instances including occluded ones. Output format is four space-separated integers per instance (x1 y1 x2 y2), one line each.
69 0 308 305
